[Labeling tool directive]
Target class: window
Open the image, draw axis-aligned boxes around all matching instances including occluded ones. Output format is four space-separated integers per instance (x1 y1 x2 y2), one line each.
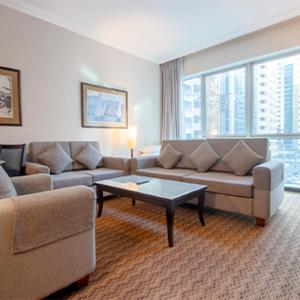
181 50 300 189
205 68 246 136
252 54 300 135
270 139 300 188
182 77 202 139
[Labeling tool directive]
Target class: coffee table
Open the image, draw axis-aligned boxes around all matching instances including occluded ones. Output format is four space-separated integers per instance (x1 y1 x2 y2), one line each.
95 175 207 247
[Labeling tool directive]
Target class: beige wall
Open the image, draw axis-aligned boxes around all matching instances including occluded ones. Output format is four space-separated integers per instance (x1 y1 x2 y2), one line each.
184 16 300 75
0 5 160 156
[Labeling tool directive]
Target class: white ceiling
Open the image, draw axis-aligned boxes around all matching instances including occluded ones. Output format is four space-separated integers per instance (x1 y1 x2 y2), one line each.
1 0 300 64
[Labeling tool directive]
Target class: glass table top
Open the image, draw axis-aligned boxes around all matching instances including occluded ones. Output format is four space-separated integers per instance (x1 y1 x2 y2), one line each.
96 175 206 200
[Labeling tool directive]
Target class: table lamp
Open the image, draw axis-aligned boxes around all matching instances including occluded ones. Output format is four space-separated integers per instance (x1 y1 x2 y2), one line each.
127 125 137 158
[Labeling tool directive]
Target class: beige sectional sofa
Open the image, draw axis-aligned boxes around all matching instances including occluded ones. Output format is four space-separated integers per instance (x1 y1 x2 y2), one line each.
25 141 129 189
132 138 284 226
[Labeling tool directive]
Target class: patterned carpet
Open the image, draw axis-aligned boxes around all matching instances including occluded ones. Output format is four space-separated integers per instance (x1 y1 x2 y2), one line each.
60 192 300 299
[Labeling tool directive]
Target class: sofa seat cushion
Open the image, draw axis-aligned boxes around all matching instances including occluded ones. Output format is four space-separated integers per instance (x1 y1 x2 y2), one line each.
51 171 93 189
182 172 253 198
81 168 124 183
136 167 197 181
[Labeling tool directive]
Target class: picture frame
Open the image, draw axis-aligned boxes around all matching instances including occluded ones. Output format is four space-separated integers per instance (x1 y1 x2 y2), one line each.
0 66 22 126
81 82 128 129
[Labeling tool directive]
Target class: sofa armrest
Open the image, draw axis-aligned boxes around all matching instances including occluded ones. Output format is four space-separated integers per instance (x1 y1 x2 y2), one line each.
102 156 130 175
25 162 50 175
253 161 284 191
131 155 158 174
253 160 285 222
0 186 96 299
11 174 53 195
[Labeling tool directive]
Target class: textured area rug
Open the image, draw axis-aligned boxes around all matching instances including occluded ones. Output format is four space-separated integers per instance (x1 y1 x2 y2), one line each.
63 192 300 299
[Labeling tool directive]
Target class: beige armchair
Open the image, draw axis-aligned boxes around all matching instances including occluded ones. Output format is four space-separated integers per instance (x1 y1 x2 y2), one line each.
0 174 96 300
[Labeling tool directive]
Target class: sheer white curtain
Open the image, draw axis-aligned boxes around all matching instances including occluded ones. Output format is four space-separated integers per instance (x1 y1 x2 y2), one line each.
160 58 183 140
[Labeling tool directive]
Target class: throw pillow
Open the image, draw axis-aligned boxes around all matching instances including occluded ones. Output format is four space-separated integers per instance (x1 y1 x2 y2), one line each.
38 143 73 174
0 166 17 199
222 140 263 176
157 144 182 169
189 141 220 172
76 143 103 170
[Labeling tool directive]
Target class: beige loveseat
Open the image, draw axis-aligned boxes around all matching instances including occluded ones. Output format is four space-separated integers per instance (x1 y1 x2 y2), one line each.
25 141 129 189
0 174 96 299
132 138 284 226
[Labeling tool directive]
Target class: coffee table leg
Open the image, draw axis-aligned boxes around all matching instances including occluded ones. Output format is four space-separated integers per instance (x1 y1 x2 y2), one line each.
132 199 136 206
198 191 205 226
97 188 104 218
166 207 174 247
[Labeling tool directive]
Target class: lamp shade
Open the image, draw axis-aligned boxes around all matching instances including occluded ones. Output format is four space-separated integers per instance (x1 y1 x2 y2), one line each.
127 125 137 149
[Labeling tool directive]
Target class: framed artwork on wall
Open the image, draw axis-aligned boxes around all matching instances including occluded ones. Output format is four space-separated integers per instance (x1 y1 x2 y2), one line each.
81 82 128 129
0 66 22 126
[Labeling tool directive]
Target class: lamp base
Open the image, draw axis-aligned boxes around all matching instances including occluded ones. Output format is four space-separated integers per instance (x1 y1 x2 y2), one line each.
130 148 134 159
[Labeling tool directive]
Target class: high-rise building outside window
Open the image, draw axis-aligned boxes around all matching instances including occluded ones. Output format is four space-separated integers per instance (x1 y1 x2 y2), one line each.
205 68 246 136
182 77 201 139
252 54 300 135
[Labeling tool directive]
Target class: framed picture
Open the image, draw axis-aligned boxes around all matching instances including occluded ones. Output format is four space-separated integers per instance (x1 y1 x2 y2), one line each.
0 66 22 126
81 82 128 128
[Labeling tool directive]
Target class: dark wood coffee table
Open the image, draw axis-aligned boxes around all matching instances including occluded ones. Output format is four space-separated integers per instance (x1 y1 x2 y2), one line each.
95 176 207 247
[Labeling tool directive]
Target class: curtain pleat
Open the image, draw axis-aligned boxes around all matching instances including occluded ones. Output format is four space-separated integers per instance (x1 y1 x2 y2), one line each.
160 58 183 140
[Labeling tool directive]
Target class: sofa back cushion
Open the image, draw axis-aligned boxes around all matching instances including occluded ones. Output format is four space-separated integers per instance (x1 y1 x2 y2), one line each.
160 139 203 169
221 140 264 175
157 144 182 169
189 141 220 172
29 142 73 171
76 143 103 170
160 138 269 172
69 141 103 170
208 139 268 173
38 143 73 174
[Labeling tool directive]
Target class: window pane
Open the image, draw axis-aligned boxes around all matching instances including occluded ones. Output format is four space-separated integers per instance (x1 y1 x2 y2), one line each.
270 138 300 188
205 68 246 136
253 54 300 135
182 77 202 139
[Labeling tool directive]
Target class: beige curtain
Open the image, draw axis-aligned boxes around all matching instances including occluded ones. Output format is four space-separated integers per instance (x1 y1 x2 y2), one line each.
160 58 183 140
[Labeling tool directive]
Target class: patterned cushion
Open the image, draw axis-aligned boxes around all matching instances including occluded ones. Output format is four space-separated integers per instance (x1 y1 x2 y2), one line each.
222 140 263 176
0 166 17 199
189 141 220 172
76 144 103 170
38 143 73 174
157 144 182 169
